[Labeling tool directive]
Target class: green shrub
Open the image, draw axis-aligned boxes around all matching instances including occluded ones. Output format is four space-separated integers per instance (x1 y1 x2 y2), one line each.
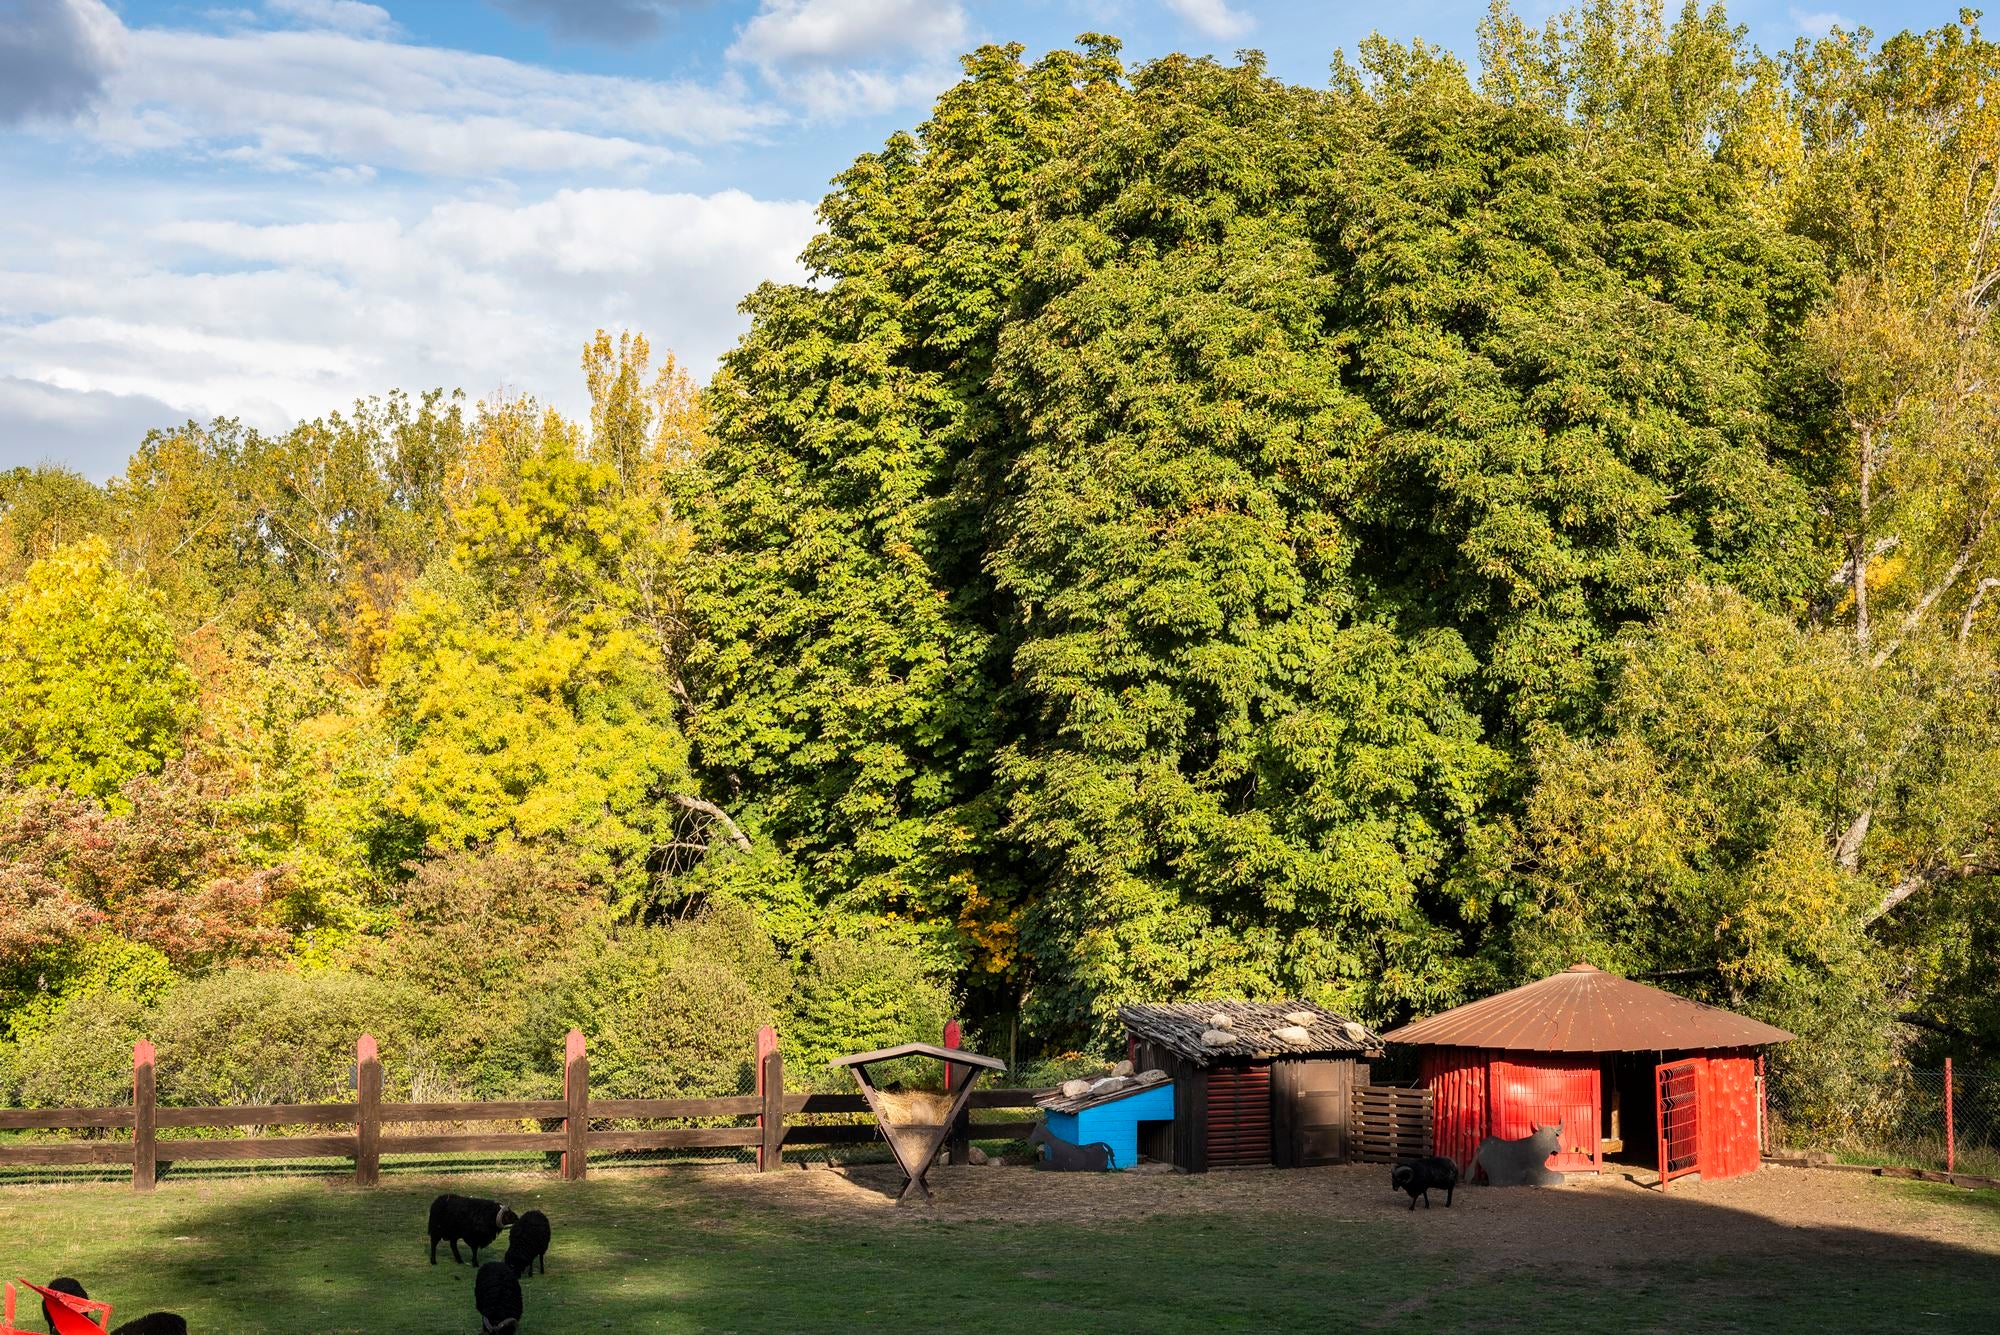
501 922 779 1099
0 992 149 1108
785 923 958 1084
151 969 451 1105
4 935 174 1044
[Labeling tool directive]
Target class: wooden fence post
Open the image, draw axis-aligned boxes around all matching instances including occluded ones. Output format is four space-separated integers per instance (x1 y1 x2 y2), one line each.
563 1029 588 1181
760 1048 785 1172
754 1025 778 1171
943 1019 969 1166
355 1035 382 1187
132 1040 156 1192
1946 1056 1955 1175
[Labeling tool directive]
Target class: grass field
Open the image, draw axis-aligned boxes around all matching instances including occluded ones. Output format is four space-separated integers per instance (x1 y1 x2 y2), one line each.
0 1165 1996 1333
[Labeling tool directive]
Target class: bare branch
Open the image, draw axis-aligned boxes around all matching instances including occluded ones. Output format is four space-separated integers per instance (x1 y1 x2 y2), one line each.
1959 576 2000 643
670 793 752 852
1833 808 1872 871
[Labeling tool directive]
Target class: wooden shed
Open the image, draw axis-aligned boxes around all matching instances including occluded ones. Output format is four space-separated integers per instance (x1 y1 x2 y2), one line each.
1380 964 1794 1187
1119 1001 1382 1173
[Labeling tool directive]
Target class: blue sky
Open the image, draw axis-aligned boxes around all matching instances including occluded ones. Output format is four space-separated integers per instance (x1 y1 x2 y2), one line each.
0 0 1962 477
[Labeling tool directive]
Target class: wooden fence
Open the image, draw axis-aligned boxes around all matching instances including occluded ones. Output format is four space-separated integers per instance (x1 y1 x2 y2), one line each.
0 1029 1050 1191
1349 1084 1434 1163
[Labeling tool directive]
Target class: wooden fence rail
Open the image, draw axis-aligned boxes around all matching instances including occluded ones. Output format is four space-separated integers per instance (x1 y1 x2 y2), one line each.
1349 1084 1435 1164
0 1028 1053 1191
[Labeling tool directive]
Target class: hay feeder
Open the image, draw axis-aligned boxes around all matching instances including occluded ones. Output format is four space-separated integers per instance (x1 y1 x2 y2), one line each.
830 1041 1007 1203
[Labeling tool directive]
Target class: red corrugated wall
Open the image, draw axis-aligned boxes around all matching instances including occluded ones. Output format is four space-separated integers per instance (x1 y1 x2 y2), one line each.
1421 1047 1490 1173
1697 1050 1760 1181
1488 1055 1601 1171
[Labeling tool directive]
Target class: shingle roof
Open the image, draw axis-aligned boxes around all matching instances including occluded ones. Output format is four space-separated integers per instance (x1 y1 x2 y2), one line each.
1377 964 1795 1053
1118 1000 1380 1064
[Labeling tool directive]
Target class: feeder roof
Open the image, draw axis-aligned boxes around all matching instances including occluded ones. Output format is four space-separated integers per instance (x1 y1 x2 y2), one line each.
828 1042 1007 1071
1118 1000 1380 1064
1378 964 1795 1053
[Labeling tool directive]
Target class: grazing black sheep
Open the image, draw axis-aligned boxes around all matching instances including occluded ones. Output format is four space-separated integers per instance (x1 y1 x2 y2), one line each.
37 1279 184 1335
428 1193 518 1265
505 1209 551 1277
110 1316 189 1335
41 1277 89 1332
474 1260 523 1335
1389 1155 1460 1210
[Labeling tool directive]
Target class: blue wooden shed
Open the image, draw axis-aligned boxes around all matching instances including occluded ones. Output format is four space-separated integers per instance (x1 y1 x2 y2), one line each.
1037 1075 1176 1170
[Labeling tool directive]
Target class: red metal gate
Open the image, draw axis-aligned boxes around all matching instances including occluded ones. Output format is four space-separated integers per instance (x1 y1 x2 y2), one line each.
1656 1060 1700 1190
1205 1063 1272 1167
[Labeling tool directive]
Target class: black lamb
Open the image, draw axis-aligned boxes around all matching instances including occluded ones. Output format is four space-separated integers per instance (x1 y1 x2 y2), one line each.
504 1209 550 1277
110 1316 190 1335
429 1193 518 1265
474 1260 523 1335
41 1277 88 1332
1390 1155 1460 1210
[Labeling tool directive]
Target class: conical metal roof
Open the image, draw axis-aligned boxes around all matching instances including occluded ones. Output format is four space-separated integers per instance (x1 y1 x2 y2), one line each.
1378 964 1794 1053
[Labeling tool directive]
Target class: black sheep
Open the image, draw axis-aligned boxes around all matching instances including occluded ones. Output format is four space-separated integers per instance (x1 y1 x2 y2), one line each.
504 1209 551 1277
38 1279 184 1335
41 1277 89 1332
1390 1155 1460 1210
474 1260 523 1335
428 1193 518 1265
110 1316 190 1335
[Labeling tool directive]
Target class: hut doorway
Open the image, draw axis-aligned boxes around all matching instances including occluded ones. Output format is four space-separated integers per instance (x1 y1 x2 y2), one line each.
1603 1053 1661 1171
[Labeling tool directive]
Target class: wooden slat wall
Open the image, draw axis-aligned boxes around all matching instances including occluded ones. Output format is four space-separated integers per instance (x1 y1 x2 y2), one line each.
1205 1062 1273 1167
1350 1085 1435 1163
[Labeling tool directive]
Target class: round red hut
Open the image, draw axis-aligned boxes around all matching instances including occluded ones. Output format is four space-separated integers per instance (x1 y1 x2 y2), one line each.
1379 964 1793 1187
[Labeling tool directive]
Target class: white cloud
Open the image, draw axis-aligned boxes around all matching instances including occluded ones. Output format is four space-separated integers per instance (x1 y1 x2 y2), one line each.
729 0 966 118
0 185 820 476
1788 7 1852 39
265 0 400 38
0 0 124 125
1162 0 1252 41
22 6 783 178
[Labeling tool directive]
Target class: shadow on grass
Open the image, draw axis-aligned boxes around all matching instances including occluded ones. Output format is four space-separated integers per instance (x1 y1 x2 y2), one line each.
0 1166 1996 1333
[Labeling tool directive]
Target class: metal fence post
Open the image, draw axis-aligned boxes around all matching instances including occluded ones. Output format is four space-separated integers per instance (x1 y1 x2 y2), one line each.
355 1035 382 1186
563 1029 588 1181
132 1040 156 1193
943 1019 969 1165
1945 1056 1955 1175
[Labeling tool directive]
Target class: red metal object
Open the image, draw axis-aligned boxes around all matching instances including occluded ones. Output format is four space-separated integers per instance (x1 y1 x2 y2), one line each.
942 1019 961 1091
1657 1060 1701 1190
5 1280 113 1334
1205 1063 1272 1166
1421 1047 1491 1173
1488 1055 1600 1171
1946 1057 1955 1174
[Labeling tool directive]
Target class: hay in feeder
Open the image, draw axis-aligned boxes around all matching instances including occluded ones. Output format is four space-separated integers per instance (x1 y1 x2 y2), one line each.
872 1088 956 1129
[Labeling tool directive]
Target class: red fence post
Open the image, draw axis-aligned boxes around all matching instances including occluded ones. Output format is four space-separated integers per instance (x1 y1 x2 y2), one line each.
942 1019 968 1166
754 1025 778 1171
1945 1057 1955 1175
132 1040 156 1193
562 1029 588 1181
355 1035 382 1187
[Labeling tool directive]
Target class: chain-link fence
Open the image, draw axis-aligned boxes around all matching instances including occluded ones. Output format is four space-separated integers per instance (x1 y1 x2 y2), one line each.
1767 1063 2000 1177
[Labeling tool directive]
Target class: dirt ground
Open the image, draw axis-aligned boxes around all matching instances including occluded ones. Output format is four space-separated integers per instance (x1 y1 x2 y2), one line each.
700 1159 2000 1270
